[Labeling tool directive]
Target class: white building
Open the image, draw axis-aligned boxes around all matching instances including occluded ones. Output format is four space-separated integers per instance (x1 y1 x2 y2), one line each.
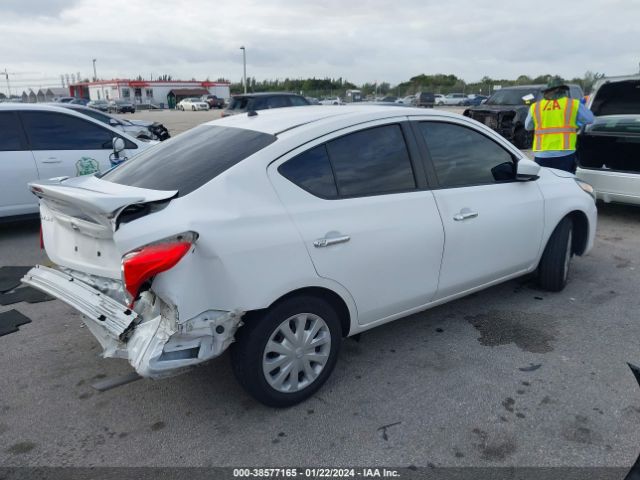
70 79 231 109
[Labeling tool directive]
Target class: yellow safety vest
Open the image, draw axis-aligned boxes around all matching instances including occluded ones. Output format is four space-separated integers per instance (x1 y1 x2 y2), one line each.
530 97 579 152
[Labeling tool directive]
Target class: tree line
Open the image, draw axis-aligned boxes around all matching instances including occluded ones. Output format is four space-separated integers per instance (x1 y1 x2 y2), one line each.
224 71 605 98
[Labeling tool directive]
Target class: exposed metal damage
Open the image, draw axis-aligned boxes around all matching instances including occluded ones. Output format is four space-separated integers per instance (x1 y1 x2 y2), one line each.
22 265 244 379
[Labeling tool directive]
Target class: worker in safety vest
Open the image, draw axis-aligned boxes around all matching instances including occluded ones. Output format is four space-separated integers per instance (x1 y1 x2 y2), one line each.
525 78 594 173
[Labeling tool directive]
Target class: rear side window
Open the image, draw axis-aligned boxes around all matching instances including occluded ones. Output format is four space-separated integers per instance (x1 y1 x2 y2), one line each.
418 122 515 187
279 145 337 198
327 124 416 197
21 111 115 150
0 112 24 151
102 125 276 195
266 96 290 108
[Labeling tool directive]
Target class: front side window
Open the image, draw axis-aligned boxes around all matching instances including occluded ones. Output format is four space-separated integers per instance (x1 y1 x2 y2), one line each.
418 122 515 188
0 112 24 151
289 96 309 106
21 111 114 150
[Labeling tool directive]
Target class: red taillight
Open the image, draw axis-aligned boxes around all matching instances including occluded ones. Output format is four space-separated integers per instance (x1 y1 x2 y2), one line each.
121 234 196 305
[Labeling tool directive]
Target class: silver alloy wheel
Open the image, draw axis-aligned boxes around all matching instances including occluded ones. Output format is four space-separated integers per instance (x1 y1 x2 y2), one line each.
563 229 573 282
262 313 331 393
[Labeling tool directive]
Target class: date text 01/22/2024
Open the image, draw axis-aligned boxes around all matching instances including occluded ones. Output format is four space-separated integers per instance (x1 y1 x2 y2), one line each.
232 468 401 478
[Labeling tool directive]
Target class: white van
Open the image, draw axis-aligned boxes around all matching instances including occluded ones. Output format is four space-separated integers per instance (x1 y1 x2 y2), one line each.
0 104 153 219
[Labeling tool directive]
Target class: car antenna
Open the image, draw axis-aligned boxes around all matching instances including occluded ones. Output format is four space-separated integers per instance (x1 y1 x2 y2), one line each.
247 110 258 117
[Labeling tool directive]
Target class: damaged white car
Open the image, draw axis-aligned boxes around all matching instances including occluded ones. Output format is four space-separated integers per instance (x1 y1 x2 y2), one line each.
24 106 597 406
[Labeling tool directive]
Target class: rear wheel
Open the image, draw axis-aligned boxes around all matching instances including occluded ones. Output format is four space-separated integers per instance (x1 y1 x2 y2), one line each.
538 217 573 292
231 295 342 407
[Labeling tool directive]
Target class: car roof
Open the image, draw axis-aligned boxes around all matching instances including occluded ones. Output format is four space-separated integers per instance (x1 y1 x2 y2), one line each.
210 105 464 136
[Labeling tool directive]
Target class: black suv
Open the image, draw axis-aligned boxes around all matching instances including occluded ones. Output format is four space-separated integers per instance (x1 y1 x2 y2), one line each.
414 92 435 108
463 84 584 149
222 93 310 117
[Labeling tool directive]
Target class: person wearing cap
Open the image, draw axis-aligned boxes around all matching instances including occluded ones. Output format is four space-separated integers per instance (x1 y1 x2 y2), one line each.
525 78 595 173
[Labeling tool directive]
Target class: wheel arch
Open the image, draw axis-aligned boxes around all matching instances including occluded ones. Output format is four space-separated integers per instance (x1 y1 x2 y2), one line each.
568 210 589 256
249 286 353 338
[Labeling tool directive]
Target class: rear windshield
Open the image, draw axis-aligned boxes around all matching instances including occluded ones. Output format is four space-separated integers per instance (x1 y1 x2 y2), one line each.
485 88 540 106
102 125 276 195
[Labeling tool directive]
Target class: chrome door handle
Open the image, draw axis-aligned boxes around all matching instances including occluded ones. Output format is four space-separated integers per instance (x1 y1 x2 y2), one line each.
313 235 350 248
453 211 478 221
42 158 61 164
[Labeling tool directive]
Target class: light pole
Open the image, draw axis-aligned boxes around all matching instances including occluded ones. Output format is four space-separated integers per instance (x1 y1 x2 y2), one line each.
92 59 97 82
240 46 247 94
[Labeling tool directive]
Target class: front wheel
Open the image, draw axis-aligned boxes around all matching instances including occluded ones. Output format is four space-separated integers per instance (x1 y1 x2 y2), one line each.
538 217 573 292
231 296 342 407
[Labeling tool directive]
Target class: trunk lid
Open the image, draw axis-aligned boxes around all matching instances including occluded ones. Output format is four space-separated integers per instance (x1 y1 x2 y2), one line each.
32 175 177 279
590 78 640 116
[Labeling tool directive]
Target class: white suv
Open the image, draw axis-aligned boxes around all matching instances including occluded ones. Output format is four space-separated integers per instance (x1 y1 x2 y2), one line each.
0 104 151 219
24 106 597 406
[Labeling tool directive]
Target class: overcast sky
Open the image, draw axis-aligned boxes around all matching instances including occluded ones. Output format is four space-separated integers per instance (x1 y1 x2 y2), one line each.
1 0 638 95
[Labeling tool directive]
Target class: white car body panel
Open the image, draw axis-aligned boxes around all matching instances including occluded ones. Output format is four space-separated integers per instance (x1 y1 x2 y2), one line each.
0 150 39 216
23 106 598 379
576 167 640 205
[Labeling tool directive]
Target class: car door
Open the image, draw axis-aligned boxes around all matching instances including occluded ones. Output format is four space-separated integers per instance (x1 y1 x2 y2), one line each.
20 110 135 179
412 119 544 299
268 121 445 326
0 111 40 216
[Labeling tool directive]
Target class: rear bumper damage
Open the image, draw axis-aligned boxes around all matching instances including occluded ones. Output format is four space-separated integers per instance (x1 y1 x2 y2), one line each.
22 265 244 378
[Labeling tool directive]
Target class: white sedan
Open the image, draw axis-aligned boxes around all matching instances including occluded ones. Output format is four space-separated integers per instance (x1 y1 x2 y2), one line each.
24 106 597 407
177 97 209 111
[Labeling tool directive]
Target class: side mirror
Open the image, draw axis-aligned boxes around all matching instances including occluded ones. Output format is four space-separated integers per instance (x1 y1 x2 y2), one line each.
109 118 119 126
516 159 540 181
112 137 125 153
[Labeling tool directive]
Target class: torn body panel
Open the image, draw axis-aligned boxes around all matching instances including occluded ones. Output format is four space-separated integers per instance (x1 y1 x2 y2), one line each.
22 265 244 378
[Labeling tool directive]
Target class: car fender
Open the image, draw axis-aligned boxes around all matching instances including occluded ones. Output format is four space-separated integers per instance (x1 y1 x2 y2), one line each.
534 168 597 261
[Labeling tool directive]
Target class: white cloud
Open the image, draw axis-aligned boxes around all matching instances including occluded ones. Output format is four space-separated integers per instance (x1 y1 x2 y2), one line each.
1 0 638 95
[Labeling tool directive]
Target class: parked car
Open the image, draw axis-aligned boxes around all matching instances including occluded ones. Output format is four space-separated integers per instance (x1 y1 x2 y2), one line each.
0 104 151 219
55 97 75 103
396 95 415 105
305 97 320 105
23 105 597 406
108 100 136 114
414 92 435 108
463 84 584 149
440 93 468 106
576 75 640 205
318 97 344 106
434 94 445 105
223 92 311 116
462 95 488 106
59 104 171 141
203 95 225 109
87 100 109 112
177 97 209 111
69 98 90 106
379 96 397 103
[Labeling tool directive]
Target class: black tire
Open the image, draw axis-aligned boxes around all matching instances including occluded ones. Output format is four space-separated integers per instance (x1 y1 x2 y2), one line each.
513 127 532 149
231 295 342 407
538 217 573 292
